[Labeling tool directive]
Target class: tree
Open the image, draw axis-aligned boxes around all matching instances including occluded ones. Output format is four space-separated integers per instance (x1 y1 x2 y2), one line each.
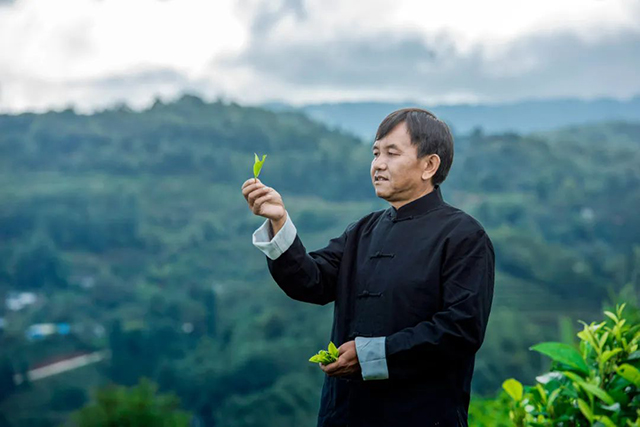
69 377 191 427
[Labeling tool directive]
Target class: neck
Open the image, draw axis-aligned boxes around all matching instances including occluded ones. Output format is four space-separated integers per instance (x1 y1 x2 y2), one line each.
390 184 435 210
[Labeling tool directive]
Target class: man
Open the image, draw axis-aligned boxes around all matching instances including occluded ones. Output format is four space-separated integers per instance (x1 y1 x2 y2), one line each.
241 108 495 427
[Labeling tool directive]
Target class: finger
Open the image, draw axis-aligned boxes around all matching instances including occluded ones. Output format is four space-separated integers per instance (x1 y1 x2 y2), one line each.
252 194 273 214
242 181 265 200
242 178 260 189
324 361 341 374
247 186 271 205
246 186 269 206
337 341 352 352
241 179 262 194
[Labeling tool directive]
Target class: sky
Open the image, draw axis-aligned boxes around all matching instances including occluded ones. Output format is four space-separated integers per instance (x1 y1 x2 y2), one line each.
0 0 639 113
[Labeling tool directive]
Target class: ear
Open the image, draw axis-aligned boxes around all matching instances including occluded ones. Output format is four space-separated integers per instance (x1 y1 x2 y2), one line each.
421 154 440 181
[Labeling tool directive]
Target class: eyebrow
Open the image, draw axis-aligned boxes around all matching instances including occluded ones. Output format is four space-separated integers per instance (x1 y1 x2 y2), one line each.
372 143 401 151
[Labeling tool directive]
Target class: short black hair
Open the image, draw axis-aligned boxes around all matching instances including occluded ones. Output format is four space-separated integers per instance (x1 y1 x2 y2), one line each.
375 107 454 187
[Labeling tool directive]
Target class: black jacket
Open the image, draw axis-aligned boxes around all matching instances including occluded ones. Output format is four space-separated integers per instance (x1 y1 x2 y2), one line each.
265 185 495 427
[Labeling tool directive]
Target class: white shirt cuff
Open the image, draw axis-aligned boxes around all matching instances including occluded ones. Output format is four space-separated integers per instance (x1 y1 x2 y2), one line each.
252 211 297 260
355 336 389 380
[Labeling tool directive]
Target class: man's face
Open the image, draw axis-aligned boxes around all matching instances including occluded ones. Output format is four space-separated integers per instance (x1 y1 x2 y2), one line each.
371 121 431 206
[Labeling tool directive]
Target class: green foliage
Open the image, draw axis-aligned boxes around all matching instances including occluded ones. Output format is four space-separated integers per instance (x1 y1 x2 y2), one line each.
468 392 513 426
502 303 640 426
68 377 191 427
308 341 340 364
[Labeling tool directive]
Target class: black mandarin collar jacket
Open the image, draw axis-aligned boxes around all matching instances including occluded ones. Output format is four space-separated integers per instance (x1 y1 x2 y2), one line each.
266 185 495 427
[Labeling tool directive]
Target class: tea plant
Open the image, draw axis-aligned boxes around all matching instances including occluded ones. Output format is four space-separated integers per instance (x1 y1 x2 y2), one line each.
503 303 640 426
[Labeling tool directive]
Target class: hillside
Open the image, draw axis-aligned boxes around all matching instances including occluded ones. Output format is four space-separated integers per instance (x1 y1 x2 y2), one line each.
0 94 638 426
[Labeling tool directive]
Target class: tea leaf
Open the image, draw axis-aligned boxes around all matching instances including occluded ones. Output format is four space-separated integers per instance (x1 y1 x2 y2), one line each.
328 341 339 358
577 382 615 405
616 363 640 387
593 415 617 427
253 153 267 179
535 383 547 405
603 311 618 323
560 370 584 383
577 398 593 422
601 348 623 365
502 378 523 402
530 342 590 375
309 344 339 365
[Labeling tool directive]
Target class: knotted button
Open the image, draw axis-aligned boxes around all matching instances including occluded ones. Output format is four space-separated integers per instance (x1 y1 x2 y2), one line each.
357 290 383 298
370 251 394 259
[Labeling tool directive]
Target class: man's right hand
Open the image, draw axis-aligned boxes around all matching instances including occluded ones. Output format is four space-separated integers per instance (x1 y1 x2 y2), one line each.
242 178 287 226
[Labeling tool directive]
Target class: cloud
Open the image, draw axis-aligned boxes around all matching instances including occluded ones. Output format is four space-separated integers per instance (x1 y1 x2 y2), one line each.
0 68 209 113
211 1 640 105
248 0 307 37
221 30 440 86
0 0 638 112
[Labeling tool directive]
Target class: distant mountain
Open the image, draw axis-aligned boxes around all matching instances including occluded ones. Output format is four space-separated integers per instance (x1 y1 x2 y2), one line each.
262 96 640 141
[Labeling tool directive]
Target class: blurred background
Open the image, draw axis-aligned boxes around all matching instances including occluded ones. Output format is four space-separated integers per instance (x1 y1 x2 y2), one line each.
0 0 639 426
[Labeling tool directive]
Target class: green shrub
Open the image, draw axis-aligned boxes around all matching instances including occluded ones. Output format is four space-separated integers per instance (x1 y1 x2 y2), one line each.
67 377 191 427
502 303 640 426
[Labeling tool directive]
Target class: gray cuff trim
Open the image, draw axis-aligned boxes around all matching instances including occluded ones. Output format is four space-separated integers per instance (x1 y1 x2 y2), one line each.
355 336 389 381
252 211 297 260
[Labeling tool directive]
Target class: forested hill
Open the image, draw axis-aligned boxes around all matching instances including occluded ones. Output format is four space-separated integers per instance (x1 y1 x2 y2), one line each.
0 94 638 426
0 94 372 201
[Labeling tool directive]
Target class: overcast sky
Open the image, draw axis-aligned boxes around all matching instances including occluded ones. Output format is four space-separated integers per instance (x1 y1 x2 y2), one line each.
0 0 638 113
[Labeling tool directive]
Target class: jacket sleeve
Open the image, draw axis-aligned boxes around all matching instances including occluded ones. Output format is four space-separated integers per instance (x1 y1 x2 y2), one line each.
255 212 355 306
384 228 495 377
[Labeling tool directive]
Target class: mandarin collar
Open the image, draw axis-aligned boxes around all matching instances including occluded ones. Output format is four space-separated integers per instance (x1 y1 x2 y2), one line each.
387 185 445 221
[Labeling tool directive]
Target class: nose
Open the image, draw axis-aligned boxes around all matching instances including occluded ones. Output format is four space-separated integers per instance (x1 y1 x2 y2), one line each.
372 158 386 169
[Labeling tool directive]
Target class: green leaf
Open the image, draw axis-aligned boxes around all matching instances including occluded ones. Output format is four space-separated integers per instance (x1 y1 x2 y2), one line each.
616 363 640 387
577 382 615 405
603 311 618 323
598 331 609 349
593 415 617 427
530 342 590 375
548 388 561 407
253 153 267 179
601 348 623 365
535 383 547 405
328 341 339 358
310 343 339 365
577 398 593 422
502 378 523 402
600 402 621 413
561 370 584 383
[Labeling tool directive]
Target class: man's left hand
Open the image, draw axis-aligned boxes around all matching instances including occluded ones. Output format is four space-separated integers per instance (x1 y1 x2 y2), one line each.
319 340 361 377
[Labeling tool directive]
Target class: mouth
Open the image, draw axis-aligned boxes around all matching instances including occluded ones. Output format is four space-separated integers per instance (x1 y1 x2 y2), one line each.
374 176 389 183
